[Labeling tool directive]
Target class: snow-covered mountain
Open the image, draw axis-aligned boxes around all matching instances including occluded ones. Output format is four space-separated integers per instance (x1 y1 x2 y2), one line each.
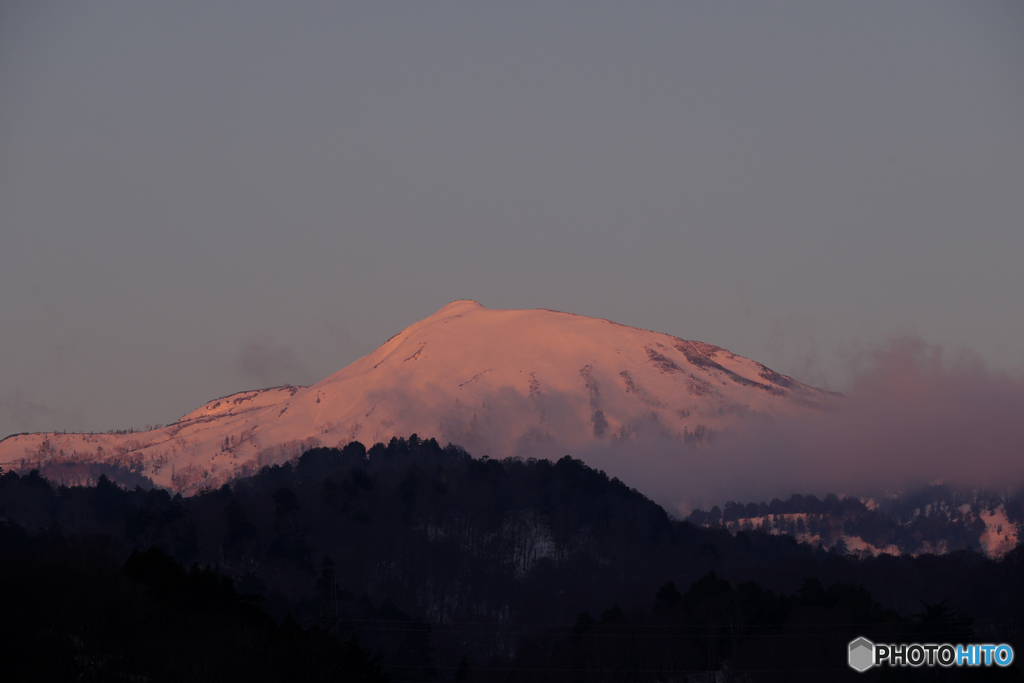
1 300 835 492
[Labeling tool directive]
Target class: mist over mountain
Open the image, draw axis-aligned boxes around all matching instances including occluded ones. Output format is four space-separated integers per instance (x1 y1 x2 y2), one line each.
624 337 1024 512
3 302 1023 517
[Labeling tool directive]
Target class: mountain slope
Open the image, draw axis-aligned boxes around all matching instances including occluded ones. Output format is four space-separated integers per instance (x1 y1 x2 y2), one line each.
1 300 834 491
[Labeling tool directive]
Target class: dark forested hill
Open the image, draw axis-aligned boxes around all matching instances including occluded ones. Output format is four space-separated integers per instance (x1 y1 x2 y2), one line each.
2 437 1023 681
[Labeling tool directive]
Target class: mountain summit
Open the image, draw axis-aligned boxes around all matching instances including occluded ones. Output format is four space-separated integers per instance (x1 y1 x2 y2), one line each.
2 301 833 491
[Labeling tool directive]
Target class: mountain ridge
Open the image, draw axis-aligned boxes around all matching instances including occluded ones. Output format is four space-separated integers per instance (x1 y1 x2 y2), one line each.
1 301 835 492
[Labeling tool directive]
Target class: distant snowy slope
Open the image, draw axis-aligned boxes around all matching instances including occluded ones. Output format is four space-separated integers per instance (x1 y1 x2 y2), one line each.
1 300 834 492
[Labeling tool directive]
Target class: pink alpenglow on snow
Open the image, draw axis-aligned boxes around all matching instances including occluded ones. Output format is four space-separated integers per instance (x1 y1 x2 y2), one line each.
0 300 832 493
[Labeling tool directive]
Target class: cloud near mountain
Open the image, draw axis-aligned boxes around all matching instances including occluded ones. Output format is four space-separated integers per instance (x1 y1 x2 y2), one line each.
3 302 1021 513
595 336 1024 513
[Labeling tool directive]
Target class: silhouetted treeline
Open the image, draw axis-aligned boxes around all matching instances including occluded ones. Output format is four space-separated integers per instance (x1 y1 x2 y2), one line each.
3 439 1024 680
0 521 386 682
509 573 1017 683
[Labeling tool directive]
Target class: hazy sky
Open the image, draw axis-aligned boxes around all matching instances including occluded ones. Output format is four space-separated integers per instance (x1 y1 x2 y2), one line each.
2 1 1022 440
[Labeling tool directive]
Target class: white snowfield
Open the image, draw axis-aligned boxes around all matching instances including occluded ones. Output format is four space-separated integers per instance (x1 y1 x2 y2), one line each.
1 300 834 492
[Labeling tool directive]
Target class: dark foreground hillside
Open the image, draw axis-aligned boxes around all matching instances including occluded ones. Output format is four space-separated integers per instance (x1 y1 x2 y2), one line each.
0 523 386 682
2 437 1023 681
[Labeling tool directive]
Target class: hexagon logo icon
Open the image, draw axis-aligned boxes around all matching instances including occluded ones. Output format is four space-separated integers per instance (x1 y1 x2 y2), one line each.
848 637 875 672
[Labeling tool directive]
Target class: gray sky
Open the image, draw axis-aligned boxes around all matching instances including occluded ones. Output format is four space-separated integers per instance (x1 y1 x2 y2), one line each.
2 1 1022 439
